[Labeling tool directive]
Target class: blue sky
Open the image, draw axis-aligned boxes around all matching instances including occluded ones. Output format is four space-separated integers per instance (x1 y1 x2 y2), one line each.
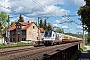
0 0 86 34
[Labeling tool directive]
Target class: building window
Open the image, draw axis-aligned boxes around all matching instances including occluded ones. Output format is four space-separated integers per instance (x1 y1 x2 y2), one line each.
17 25 20 28
33 26 35 29
13 31 15 35
22 38 26 41
13 38 15 42
22 31 25 35
53 34 54 36
18 31 20 35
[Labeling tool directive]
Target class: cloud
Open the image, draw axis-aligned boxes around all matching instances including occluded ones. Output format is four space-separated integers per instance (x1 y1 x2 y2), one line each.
77 26 83 29
54 20 60 24
64 0 85 7
62 17 70 21
62 26 68 29
23 15 36 22
70 28 74 31
72 0 85 6
0 0 11 13
53 24 58 27
0 0 70 18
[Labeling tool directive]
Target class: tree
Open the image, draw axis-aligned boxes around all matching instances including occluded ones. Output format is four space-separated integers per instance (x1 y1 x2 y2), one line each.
18 14 24 22
43 19 47 30
56 28 64 33
77 0 90 44
47 23 53 30
39 19 43 28
0 11 7 33
10 21 16 26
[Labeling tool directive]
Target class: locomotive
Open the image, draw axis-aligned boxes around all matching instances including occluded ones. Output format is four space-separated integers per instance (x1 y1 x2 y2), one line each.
42 30 82 45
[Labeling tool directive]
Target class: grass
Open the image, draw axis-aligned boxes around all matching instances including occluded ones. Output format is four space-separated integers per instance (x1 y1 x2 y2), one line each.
0 44 6 48
11 42 32 47
0 35 2 38
0 42 32 48
70 45 87 60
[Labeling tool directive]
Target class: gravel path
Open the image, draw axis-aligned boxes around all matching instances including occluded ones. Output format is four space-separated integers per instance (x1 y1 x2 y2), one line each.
78 46 90 60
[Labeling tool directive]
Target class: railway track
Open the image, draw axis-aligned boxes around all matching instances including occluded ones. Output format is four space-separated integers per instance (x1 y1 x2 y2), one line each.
0 42 79 60
0 46 46 56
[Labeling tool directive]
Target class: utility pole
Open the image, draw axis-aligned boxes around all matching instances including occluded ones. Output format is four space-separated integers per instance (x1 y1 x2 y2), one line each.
82 23 85 46
38 17 40 45
6 15 10 46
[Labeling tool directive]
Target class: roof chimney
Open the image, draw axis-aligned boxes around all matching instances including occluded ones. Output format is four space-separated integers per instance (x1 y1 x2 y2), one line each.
28 21 29 23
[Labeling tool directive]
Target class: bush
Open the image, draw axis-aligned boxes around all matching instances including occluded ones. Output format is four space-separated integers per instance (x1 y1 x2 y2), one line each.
70 46 86 60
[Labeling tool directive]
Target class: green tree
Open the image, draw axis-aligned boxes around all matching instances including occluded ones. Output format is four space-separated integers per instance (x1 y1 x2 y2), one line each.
10 21 16 26
56 28 64 33
77 0 90 44
47 23 53 30
43 19 47 30
0 11 7 33
39 19 43 28
18 14 24 22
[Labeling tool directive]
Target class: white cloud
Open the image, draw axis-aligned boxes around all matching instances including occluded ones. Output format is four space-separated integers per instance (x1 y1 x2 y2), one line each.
62 26 68 29
54 20 60 24
72 0 85 6
53 24 58 27
23 15 36 22
64 0 85 7
70 28 74 31
0 0 11 13
62 17 70 21
0 0 70 17
77 26 83 29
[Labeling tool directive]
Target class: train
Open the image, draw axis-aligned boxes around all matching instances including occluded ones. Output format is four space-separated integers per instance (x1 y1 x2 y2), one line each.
42 30 82 45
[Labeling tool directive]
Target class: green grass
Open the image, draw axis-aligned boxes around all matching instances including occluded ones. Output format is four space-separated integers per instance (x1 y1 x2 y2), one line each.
0 44 6 48
0 35 2 38
70 46 87 60
0 42 32 48
11 42 32 47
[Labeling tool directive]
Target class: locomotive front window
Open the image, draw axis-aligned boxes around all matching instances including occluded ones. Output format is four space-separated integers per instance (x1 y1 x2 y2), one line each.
44 31 52 37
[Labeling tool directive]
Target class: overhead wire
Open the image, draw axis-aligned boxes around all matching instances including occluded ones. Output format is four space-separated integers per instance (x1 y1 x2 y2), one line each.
1 0 72 21
32 0 61 20
62 15 80 25
0 5 21 14
7 0 56 19
61 15 81 33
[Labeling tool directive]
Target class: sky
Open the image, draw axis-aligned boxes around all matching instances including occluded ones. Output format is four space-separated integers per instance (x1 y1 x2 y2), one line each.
0 0 86 34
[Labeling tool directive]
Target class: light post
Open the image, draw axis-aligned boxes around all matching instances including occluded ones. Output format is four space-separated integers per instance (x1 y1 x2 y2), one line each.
6 15 10 46
38 17 40 44
79 18 85 46
82 25 85 46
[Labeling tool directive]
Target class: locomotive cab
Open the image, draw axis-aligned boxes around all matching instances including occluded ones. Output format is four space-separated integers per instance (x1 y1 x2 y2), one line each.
42 31 62 45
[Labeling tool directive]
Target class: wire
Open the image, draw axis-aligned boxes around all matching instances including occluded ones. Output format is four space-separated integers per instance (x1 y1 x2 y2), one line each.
32 0 61 20
62 15 78 17
0 5 21 14
62 15 80 25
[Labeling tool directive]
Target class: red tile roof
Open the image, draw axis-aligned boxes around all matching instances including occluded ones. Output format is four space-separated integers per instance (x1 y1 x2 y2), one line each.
21 22 34 30
10 24 16 31
10 22 34 31
39 28 45 33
